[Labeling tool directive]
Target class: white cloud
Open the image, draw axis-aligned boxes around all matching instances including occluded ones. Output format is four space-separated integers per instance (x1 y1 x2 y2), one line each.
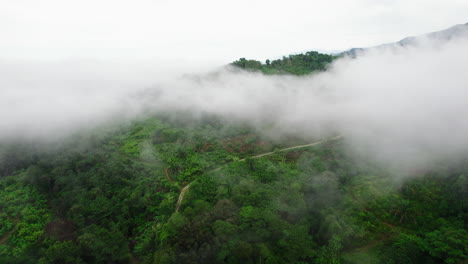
1 37 467 171
1 0 467 62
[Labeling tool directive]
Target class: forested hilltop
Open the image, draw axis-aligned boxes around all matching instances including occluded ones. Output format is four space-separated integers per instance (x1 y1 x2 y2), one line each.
0 52 467 264
231 51 336 75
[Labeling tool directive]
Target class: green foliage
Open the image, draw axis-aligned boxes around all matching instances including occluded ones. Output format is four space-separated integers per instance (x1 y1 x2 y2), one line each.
0 213 13 237
38 240 83 264
0 180 52 262
0 113 466 263
232 51 336 75
422 223 468 263
77 224 129 263
213 220 237 239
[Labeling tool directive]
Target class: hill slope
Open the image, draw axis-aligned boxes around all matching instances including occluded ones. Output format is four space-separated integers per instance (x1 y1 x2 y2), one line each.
0 112 466 264
346 23 468 56
231 51 336 75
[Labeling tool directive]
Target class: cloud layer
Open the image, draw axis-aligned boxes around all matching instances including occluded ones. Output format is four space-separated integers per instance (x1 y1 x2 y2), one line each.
1 38 468 170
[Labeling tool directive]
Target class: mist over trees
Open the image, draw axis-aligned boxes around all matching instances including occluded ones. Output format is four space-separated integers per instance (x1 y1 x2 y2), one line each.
231 51 335 75
0 111 466 263
1 31 468 263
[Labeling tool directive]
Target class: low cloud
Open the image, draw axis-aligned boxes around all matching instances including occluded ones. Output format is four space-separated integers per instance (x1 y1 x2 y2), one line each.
1 38 468 170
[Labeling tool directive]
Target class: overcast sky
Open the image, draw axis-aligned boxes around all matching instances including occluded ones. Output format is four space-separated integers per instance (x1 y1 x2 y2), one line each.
1 0 468 64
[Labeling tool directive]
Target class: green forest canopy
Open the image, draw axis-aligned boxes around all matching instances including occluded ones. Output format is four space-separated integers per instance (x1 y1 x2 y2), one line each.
231 51 336 75
0 50 466 263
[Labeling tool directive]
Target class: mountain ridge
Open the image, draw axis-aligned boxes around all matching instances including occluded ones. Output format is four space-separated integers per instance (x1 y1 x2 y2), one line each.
345 22 468 56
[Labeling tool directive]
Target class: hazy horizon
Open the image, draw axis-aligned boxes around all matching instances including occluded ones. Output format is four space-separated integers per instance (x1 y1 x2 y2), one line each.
2 0 468 63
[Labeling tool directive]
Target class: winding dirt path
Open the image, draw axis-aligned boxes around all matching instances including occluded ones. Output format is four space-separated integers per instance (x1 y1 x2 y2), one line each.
164 168 176 185
174 135 343 212
241 135 343 160
0 230 13 244
175 184 191 212
0 218 18 245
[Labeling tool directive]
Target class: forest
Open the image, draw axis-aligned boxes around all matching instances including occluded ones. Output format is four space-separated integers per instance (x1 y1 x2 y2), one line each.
0 51 466 264
231 51 336 75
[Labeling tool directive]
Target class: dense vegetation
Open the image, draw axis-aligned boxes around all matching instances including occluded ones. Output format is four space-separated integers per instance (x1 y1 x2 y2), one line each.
231 51 336 75
0 52 466 263
0 112 466 263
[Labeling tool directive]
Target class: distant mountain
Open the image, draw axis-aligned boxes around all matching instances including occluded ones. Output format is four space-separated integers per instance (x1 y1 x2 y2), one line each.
231 23 468 74
345 23 468 57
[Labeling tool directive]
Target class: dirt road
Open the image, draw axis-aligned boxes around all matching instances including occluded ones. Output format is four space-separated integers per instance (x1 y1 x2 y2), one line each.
174 135 343 212
175 184 191 212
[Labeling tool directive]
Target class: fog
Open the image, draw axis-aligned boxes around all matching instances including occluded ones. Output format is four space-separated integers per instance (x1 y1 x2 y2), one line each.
1 37 468 170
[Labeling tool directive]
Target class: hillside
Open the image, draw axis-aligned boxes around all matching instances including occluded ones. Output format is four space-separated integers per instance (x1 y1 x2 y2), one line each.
1 30 468 263
345 23 468 57
1 113 466 264
231 51 336 75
